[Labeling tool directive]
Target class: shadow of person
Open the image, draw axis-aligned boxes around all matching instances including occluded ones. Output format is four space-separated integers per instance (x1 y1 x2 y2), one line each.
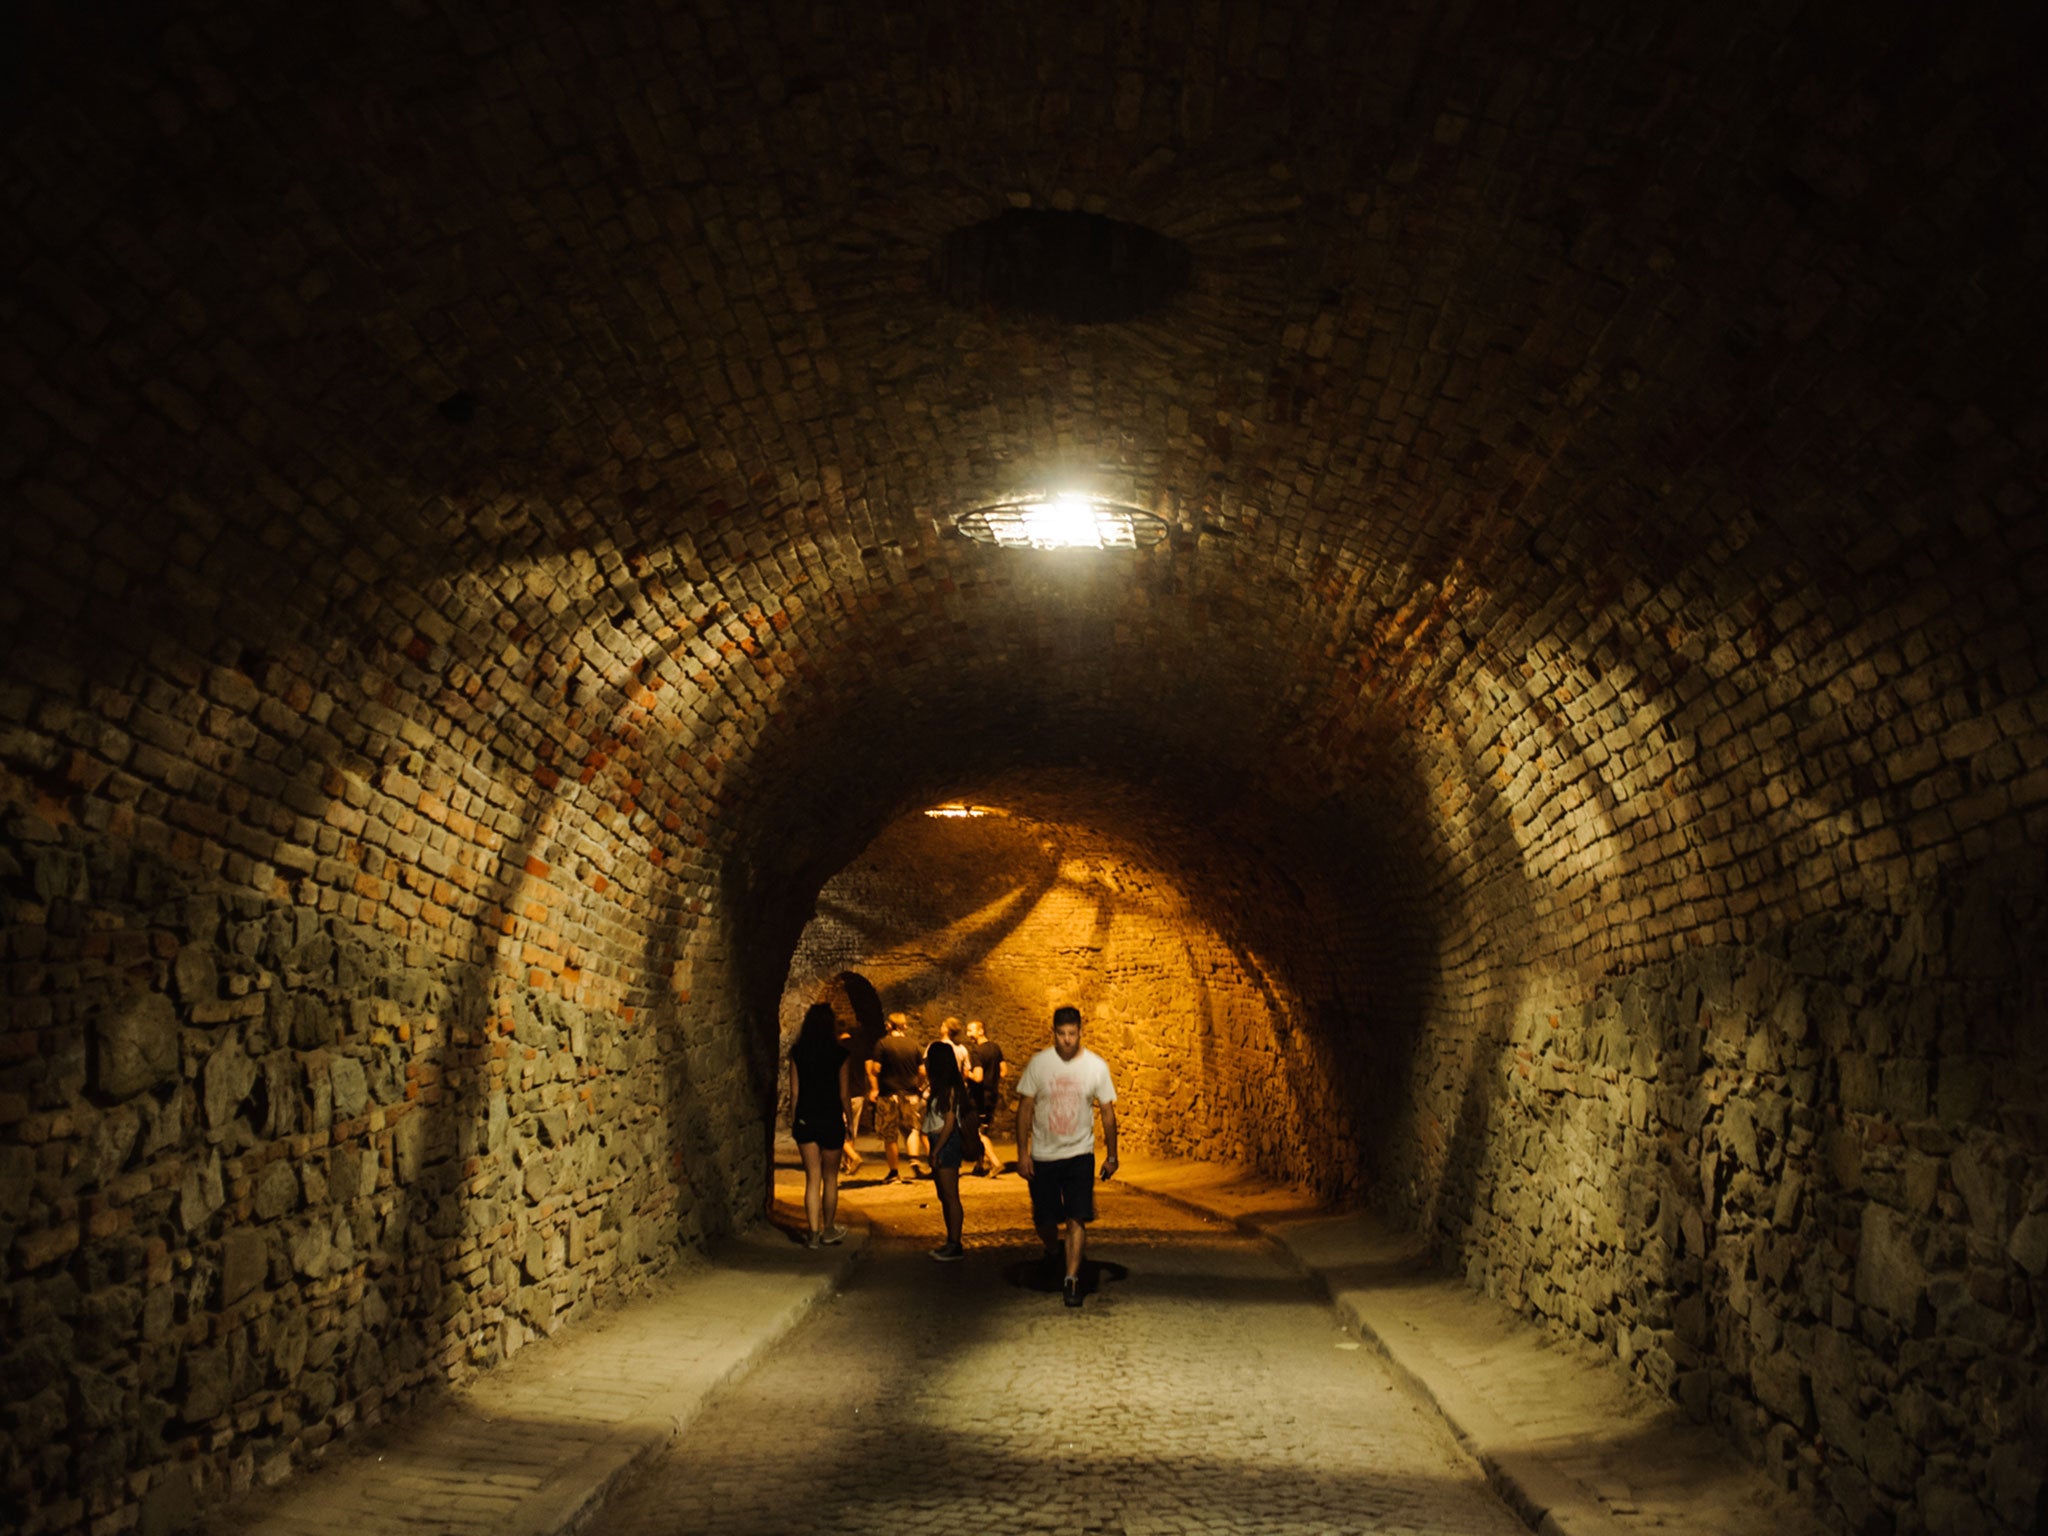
1000 1256 1131 1296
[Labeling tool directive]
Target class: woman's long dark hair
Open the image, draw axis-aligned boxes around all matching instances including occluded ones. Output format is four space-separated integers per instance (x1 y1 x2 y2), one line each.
924 1038 965 1113
791 1001 839 1058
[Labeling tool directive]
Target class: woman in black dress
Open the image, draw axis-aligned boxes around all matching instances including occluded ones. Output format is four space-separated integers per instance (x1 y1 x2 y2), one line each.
922 1039 972 1260
788 1002 851 1247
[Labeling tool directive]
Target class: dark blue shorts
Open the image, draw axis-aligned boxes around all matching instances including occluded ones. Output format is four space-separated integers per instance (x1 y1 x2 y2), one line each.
932 1128 964 1171
1028 1153 1096 1227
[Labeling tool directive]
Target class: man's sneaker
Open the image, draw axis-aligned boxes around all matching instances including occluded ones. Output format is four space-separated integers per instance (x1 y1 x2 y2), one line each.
881 1170 901 1184
1063 1275 1082 1308
930 1243 965 1262
820 1226 848 1246
805 1231 823 1250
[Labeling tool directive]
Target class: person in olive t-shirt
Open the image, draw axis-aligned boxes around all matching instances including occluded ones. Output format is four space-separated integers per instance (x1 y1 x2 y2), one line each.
868 1012 926 1182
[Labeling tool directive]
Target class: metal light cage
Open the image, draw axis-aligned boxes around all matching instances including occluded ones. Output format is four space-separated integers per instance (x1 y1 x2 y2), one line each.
954 493 1171 550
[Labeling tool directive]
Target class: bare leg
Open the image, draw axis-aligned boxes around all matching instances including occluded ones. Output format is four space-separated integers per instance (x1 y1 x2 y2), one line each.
1065 1219 1086 1281
798 1141 824 1235
821 1155 841 1232
1035 1204 1061 1268
935 1166 963 1247
1026 1165 1060 1268
883 1132 901 1180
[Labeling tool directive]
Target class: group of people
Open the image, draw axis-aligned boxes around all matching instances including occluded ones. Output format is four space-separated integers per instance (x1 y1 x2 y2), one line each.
853 1012 1008 1185
786 1003 1119 1308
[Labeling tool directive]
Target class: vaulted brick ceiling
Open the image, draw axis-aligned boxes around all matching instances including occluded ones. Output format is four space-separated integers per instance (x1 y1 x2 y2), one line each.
6 1 2040 998
11 14 2048 1532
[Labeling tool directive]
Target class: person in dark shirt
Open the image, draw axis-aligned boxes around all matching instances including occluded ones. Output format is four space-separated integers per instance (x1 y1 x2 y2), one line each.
787 1002 851 1247
867 1012 926 1183
966 1019 1005 1176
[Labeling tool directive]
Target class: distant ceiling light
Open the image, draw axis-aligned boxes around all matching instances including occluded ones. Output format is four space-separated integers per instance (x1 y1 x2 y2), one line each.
926 803 988 818
955 492 1169 550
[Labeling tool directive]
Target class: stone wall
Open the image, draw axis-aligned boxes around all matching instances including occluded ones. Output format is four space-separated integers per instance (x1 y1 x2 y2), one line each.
1382 852 2048 1534
0 650 765 1532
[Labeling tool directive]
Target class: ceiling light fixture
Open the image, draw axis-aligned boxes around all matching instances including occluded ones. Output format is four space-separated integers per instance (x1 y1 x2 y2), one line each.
955 491 1170 550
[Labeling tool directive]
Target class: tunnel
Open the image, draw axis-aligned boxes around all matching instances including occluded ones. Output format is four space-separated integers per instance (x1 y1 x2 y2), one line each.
1 1 2044 1533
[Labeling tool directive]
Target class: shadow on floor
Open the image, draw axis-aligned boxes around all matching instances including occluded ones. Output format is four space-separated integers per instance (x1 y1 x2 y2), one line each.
999 1256 1132 1295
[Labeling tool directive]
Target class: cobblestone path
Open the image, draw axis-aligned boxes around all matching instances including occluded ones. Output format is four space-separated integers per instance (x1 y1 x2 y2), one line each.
595 1171 1531 1536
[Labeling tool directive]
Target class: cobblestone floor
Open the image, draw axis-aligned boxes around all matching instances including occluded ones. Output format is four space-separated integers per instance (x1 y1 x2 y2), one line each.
595 1164 1531 1536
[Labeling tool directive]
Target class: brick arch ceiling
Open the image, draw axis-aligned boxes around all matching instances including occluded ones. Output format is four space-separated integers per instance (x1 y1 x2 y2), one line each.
6 1 2042 1011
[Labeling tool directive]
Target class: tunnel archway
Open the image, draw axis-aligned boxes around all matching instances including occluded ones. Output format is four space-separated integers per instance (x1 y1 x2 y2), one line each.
773 775 1408 1197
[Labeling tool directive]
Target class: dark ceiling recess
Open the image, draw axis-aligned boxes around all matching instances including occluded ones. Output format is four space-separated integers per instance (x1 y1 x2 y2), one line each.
936 208 1191 324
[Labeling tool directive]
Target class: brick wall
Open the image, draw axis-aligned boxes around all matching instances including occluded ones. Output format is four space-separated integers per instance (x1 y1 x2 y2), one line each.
1362 581 2048 1534
0 625 769 1531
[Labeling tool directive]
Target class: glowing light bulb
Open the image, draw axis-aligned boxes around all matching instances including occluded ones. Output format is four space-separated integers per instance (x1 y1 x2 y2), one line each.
956 492 1165 549
1021 493 1109 549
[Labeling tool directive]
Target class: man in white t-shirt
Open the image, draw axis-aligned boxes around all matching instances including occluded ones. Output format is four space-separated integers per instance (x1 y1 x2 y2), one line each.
1014 1005 1119 1309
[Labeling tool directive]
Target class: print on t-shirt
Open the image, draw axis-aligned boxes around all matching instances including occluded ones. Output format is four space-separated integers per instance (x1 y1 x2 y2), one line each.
1046 1070 1086 1140
1017 1046 1116 1161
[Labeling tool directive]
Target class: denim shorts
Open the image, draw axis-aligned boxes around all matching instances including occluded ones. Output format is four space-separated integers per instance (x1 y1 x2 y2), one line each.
932 1128 965 1171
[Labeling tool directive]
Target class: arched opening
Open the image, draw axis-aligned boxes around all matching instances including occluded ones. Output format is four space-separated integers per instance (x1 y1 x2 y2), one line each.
774 781 1370 1193
734 696 1553 1230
